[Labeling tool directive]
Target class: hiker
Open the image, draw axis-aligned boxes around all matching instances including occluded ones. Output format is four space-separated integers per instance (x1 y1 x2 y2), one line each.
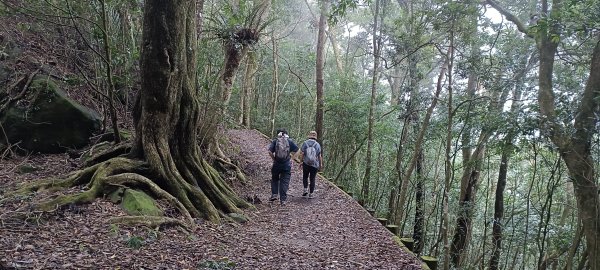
268 128 299 205
298 130 323 198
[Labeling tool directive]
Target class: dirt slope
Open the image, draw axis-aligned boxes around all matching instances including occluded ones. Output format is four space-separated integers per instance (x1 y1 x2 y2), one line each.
0 129 421 269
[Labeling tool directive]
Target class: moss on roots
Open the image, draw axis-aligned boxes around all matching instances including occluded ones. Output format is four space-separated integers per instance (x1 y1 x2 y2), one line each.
3 151 251 229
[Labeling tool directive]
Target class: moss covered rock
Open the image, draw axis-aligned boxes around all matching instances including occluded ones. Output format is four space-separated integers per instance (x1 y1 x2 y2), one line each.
0 76 101 153
16 164 39 174
120 189 163 216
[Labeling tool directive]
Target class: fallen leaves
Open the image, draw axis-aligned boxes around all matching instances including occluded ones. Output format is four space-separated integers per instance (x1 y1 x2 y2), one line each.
0 129 422 269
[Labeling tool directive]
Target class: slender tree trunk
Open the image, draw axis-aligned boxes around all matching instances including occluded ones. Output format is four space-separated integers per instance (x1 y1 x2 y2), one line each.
388 64 403 106
450 68 511 267
269 35 279 137
393 48 419 227
564 220 583 270
390 121 409 224
490 53 529 270
315 0 327 145
441 31 455 270
398 48 450 236
361 0 382 203
99 0 121 143
490 140 509 270
412 149 425 254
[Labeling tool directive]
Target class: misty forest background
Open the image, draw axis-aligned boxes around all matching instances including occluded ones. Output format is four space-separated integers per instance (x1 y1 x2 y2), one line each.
1 0 599 269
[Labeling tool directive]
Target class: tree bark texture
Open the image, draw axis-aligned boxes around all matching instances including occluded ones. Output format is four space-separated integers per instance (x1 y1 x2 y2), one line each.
240 50 257 127
133 0 248 222
490 153 508 270
412 150 425 255
450 169 480 267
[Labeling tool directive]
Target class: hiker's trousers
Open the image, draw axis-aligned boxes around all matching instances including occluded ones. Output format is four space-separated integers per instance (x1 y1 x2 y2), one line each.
302 163 318 193
271 166 291 202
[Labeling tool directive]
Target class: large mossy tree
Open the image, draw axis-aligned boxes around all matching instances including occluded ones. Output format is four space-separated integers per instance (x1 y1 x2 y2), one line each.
130 0 250 222
5 0 250 226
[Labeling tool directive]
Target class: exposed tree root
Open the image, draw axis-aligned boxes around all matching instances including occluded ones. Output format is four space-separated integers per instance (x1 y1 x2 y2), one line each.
2 154 254 229
1 163 102 202
208 135 248 184
84 142 132 166
214 157 247 184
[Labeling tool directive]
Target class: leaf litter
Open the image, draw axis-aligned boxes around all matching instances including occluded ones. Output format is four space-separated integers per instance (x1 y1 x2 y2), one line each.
0 129 422 269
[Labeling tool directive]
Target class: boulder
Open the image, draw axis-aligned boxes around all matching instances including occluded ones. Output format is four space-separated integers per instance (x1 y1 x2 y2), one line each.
0 76 101 153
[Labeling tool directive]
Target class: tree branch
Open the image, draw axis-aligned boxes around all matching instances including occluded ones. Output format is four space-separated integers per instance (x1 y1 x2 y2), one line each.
573 37 600 142
485 0 533 38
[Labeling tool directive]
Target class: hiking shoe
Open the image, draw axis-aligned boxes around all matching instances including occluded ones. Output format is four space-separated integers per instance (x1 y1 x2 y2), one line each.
302 188 309 197
308 193 315 199
269 194 278 201
280 201 287 206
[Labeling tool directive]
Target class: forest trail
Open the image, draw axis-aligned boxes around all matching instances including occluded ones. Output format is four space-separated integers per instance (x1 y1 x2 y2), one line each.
224 129 422 269
0 129 422 269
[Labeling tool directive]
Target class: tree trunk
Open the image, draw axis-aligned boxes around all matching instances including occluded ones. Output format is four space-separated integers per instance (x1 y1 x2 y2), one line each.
486 2 600 267
240 50 257 127
412 149 425 255
361 0 382 203
490 52 529 270
397 49 449 236
315 0 327 145
99 0 121 143
490 152 507 270
269 35 279 137
220 44 250 117
394 49 419 225
388 64 403 106
132 0 248 222
441 31 455 270
390 121 410 225
539 32 600 270
450 168 480 267
450 65 512 266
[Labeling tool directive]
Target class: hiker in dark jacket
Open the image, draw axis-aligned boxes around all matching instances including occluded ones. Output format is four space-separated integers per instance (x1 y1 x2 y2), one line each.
268 128 299 205
298 131 323 198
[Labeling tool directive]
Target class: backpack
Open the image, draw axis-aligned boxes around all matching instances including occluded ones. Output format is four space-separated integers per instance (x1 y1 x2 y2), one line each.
304 140 318 167
274 136 290 161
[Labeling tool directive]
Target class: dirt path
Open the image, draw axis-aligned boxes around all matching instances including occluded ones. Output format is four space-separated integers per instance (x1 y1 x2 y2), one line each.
220 129 421 269
0 129 422 269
